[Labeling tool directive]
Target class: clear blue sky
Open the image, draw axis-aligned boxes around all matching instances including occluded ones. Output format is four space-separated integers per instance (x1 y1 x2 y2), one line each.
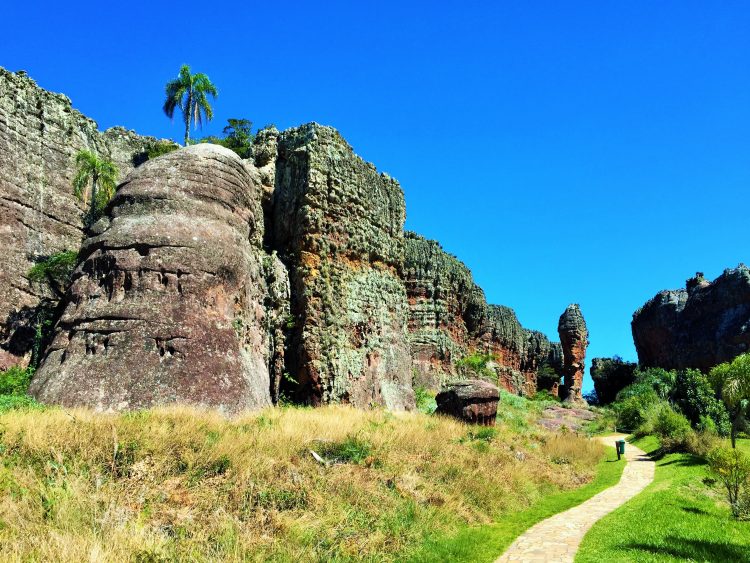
3 1 749 391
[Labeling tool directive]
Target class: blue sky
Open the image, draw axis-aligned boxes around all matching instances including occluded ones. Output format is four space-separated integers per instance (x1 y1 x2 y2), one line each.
3 1 749 391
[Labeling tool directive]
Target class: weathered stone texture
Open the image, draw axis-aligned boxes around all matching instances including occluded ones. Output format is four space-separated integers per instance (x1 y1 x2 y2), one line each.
632 266 750 371
403 233 486 387
403 233 562 395
558 304 588 404
272 124 413 409
0 67 157 369
30 145 276 413
435 379 499 425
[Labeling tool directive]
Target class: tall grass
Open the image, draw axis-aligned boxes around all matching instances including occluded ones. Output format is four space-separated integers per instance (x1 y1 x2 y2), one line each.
0 405 604 561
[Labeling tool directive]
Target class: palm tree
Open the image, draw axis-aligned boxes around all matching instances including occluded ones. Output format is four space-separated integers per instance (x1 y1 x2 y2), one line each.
711 353 750 448
72 150 119 220
163 65 218 145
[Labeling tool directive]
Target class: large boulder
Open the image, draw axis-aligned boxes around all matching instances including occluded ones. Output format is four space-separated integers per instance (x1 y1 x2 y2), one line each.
272 124 414 409
435 379 499 425
632 267 750 371
30 144 277 413
0 67 159 369
558 304 588 404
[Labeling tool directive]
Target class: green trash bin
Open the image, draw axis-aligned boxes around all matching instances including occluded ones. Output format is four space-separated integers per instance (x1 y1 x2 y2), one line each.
616 439 626 460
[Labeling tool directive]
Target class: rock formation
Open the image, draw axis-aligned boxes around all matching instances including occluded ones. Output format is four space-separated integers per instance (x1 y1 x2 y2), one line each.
1 69 572 413
632 266 750 371
435 379 499 425
30 144 280 413
558 304 588 404
403 233 486 387
271 124 414 409
403 233 563 395
0 67 158 369
590 357 637 404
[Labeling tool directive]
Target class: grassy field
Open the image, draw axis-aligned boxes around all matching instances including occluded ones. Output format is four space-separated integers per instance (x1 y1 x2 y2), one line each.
0 401 609 562
409 445 625 562
576 436 750 562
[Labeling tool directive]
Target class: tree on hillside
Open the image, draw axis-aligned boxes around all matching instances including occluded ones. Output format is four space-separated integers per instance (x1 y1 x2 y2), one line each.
710 353 750 448
72 150 118 221
163 64 218 145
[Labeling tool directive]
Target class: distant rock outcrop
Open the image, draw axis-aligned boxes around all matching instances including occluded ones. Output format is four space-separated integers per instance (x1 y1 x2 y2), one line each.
632 266 750 371
30 145 280 412
435 379 499 425
590 357 637 404
0 67 158 369
558 304 588 404
271 124 414 409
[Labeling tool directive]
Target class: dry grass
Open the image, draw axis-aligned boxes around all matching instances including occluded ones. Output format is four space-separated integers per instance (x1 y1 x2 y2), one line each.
0 404 604 562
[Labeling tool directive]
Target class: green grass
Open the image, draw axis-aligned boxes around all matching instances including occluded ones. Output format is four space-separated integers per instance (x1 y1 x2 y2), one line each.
576 436 750 562
410 445 626 562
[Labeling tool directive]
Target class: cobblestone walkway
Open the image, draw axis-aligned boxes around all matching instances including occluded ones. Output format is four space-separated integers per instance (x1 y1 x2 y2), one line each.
496 434 654 563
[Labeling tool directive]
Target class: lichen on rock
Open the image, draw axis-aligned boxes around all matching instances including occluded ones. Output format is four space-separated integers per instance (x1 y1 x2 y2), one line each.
0 67 162 369
271 123 414 409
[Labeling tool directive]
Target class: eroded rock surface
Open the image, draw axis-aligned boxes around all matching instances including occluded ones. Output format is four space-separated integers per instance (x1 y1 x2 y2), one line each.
435 379 499 425
0 67 157 369
272 124 414 409
403 233 563 395
30 145 276 412
558 304 588 404
403 233 486 387
632 267 750 371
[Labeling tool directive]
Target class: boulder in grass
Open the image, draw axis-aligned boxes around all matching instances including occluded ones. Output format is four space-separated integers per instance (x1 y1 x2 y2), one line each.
435 379 499 425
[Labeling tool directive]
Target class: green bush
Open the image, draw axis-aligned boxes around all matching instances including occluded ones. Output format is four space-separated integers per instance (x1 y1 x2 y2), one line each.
145 140 179 160
672 369 730 436
531 390 560 403
615 389 659 431
414 386 437 414
27 251 77 292
455 352 496 380
0 366 34 396
0 394 42 414
707 446 750 519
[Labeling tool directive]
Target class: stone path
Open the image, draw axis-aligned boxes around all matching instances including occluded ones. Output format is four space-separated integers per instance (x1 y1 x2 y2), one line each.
496 434 655 563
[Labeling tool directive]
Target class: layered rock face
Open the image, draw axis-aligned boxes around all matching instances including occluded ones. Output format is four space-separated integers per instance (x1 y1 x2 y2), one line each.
403 233 562 395
0 67 156 369
30 145 279 413
558 304 588 403
271 124 413 409
632 267 750 371
403 233 486 387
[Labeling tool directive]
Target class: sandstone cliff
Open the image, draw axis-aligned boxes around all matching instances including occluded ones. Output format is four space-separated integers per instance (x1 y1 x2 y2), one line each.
1 69 569 412
0 68 158 369
403 233 562 395
30 144 280 412
632 266 750 371
271 124 414 409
